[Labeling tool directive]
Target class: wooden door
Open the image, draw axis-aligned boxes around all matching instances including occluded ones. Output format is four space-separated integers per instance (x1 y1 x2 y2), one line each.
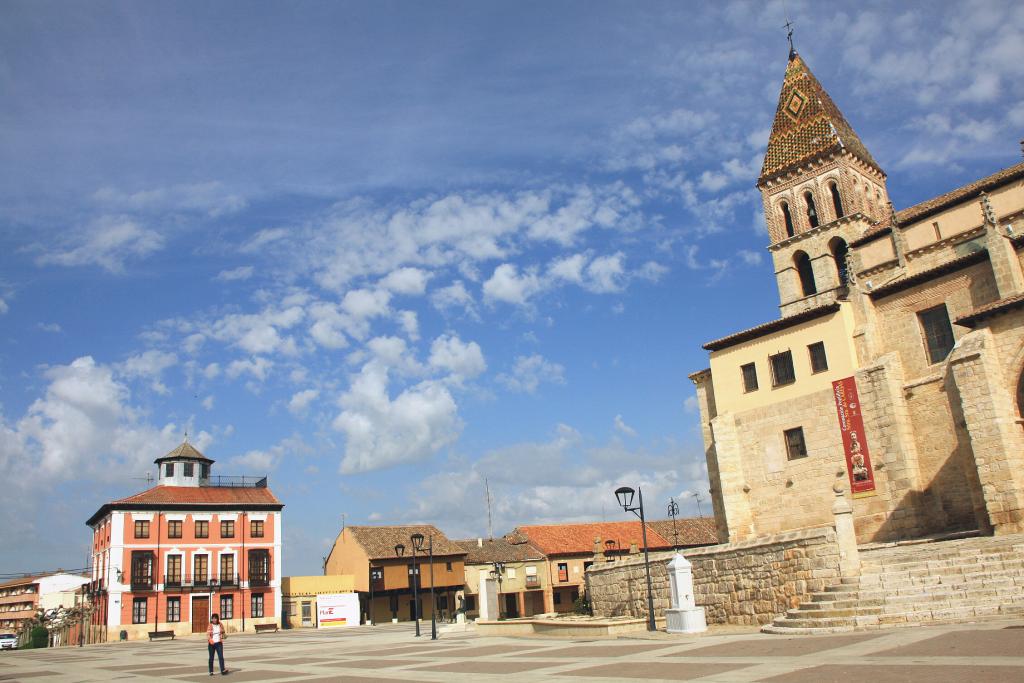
192 597 209 633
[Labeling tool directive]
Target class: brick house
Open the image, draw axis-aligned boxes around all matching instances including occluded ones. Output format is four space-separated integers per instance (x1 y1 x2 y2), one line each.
453 533 547 619
516 521 673 613
690 49 1024 544
85 441 284 640
0 572 89 636
324 525 467 624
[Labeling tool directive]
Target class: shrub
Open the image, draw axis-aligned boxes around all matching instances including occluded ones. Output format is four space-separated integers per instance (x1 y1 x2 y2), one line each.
30 626 49 649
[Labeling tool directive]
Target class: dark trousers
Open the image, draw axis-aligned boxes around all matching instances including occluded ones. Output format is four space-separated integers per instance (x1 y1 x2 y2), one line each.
208 642 225 673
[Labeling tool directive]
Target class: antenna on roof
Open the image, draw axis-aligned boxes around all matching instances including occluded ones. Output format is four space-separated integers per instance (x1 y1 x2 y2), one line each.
132 472 154 486
783 0 796 60
485 478 494 541
183 429 189 444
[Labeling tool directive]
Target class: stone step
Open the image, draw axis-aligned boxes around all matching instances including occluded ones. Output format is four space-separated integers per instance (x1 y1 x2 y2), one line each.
860 559 1024 577
786 606 882 619
857 569 1024 590
771 615 860 629
761 623 857 635
799 597 884 610
822 583 861 594
861 551 1024 571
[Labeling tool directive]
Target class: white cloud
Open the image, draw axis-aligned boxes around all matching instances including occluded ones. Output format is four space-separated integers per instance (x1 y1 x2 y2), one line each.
737 249 763 266
118 350 177 394
333 361 461 474
379 267 431 295
201 395 215 410
497 354 566 394
211 306 304 356
93 181 246 217
226 356 273 382
36 216 165 273
37 322 62 333
241 227 289 253
215 265 255 282
0 299 8 315
431 280 478 319
397 310 419 341
584 252 626 293
614 414 637 437
203 362 221 380
0 357 182 483
428 334 486 384
288 388 320 415
482 263 543 306
683 395 699 414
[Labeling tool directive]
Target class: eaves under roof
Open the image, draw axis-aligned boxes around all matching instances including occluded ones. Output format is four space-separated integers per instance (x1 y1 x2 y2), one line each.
702 303 840 352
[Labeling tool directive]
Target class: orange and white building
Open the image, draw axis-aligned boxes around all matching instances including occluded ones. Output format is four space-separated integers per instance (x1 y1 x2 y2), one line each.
85 441 284 640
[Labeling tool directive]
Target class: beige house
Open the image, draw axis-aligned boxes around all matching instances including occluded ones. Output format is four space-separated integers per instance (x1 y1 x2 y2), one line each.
453 534 547 619
517 522 673 613
323 525 466 625
691 50 1024 545
281 575 355 629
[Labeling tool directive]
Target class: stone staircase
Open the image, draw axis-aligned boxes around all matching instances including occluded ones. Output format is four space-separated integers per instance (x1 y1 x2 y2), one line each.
763 534 1024 634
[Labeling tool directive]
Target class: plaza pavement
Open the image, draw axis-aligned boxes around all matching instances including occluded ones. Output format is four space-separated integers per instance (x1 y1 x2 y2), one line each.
1 619 1023 682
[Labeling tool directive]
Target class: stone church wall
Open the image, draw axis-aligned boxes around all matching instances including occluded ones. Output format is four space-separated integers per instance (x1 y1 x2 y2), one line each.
587 526 841 626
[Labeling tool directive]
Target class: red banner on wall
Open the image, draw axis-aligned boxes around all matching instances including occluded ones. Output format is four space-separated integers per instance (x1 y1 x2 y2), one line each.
832 376 877 497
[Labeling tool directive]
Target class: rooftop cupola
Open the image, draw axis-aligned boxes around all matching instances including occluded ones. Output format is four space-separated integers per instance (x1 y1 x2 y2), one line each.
154 438 213 487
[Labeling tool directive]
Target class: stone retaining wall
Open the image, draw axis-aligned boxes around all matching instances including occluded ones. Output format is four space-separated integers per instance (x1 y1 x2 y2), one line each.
587 526 842 626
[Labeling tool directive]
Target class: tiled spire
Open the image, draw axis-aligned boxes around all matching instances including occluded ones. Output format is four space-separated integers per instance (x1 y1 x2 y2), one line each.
758 53 883 185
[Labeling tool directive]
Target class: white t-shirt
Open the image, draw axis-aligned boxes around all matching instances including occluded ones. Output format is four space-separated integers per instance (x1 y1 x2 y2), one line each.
211 623 222 643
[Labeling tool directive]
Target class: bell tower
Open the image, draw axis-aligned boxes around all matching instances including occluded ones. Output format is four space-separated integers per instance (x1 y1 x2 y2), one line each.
758 52 889 317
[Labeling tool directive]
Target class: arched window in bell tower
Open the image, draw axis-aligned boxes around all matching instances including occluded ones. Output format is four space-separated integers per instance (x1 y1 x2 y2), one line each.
780 202 795 237
794 251 817 296
804 191 819 228
829 181 844 218
830 237 850 288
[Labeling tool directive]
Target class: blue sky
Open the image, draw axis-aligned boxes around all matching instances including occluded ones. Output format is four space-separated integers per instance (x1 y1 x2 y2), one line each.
1 0 1022 576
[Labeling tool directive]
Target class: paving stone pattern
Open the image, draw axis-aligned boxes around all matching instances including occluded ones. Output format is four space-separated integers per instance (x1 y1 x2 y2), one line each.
0 618 1022 682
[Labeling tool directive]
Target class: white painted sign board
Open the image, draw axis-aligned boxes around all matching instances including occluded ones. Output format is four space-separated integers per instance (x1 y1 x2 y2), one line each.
316 593 359 628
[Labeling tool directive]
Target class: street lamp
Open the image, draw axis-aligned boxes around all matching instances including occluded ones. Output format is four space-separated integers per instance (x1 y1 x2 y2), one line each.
395 543 416 635
489 562 505 618
614 485 657 632
410 533 424 638
667 498 681 549
426 536 437 640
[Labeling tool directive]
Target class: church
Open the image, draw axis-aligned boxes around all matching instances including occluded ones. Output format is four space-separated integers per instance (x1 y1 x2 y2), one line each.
690 49 1024 545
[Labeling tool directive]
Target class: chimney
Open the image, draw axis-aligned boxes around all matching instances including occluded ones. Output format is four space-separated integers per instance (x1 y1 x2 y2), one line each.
477 538 483 548
630 542 639 555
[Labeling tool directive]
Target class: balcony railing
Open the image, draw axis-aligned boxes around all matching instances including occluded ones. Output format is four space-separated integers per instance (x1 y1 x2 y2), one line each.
525 575 540 589
130 576 154 591
202 475 267 488
249 572 271 588
218 574 240 588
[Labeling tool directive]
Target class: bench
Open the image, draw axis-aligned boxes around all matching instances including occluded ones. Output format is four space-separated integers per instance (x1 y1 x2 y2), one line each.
254 623 278 633
148 630 175 641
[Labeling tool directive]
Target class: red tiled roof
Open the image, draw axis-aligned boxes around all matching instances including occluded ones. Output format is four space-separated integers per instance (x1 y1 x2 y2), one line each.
867 249 988 300
646 518 719 547
516 521 672 556
851 162 1024 248
347 525 467 561
452 535 545 564
111 485 282 506
702 303 840 352
87 485 283 526
154 441 213 464
955 292 1024 328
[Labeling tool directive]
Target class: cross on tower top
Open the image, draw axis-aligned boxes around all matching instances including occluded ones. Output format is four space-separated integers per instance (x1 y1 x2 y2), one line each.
784 19 795 60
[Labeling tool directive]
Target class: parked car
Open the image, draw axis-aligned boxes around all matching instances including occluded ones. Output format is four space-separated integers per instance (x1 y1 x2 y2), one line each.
0 633 17 650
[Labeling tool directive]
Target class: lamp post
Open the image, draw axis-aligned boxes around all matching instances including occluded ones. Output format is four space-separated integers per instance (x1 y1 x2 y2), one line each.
667 498 681 549
427 535 437 640
614 486 657 632
489 562 505 619
410 533 425 638
367 564 375 626
395 541 420 637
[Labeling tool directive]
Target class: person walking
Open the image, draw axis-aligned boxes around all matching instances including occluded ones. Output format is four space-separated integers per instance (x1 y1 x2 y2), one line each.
206 613 229 676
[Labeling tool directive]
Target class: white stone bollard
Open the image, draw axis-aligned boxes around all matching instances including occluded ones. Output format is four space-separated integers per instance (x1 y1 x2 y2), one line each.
665 553 707 634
